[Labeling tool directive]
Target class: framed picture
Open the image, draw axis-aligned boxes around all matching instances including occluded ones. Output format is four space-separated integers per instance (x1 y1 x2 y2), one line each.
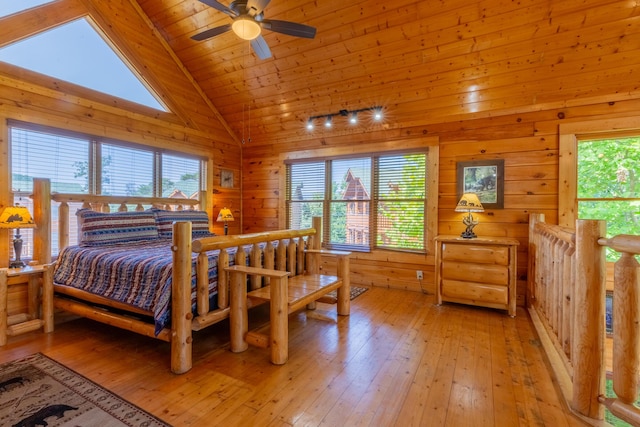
456 159 504 209
220 169 233 188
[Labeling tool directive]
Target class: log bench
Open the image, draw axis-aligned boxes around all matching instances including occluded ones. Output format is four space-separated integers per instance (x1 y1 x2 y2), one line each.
226 223 351 364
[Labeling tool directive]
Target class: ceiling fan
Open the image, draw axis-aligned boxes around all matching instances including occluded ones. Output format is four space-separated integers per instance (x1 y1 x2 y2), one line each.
192 0 317 60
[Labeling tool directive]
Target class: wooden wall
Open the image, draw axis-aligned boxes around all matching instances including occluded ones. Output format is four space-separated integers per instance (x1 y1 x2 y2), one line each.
242 98 640 302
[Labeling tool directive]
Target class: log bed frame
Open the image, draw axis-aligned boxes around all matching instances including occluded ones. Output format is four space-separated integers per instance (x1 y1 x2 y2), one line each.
32 178 346 374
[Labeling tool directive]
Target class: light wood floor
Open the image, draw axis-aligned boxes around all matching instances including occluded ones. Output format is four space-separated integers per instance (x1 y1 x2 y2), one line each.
1 287 588 426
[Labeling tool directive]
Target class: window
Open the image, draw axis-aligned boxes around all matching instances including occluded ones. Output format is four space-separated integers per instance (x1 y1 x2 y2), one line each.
577 136 640 259
9 121 205 256
0 18 166 111
286 152 427 252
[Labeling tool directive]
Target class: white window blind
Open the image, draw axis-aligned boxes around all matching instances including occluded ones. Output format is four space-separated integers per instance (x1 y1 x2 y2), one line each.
287 162 325 230
374 154 426 251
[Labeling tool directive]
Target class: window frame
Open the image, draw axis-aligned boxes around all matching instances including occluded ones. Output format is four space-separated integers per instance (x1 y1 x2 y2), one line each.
280 138 439 254
559 117 640 228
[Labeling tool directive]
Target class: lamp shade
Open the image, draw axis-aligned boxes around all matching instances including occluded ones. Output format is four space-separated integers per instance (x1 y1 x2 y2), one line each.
455 193 484 213
216 208 234 222
0 205 36 229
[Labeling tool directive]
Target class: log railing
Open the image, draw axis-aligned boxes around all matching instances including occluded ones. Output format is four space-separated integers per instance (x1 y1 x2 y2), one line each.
529 213 640 425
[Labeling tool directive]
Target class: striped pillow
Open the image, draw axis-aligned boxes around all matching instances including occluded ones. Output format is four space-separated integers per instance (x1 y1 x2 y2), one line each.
77 209 159 246
153 209 212 239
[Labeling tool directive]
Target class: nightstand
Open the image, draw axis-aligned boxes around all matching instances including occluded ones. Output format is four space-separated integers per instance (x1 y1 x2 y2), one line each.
435 235 519 317
0 264 54 345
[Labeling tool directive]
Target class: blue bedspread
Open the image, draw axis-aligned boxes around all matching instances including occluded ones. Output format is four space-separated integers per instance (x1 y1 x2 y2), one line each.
53 239 231 335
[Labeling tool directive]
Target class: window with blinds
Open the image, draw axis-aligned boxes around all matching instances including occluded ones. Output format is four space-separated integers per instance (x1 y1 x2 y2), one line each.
286 152 427 252
8 121 205 256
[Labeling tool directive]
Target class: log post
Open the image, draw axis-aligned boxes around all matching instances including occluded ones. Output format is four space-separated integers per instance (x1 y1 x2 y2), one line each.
32 178 51 264
527 213 544 309
270 274 289 365
171 221 192 374
612 252 640 405
58 202 69 251
42 263 54 333
572 219 606 419
229 268 248 353
337 254 350 316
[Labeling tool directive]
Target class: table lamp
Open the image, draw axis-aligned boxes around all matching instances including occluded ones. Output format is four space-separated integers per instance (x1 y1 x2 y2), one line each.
216 207 234 235
455 193 484 239
0 204 36 268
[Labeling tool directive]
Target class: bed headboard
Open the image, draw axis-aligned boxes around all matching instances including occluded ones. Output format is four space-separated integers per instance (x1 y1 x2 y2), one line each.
32 178 207 263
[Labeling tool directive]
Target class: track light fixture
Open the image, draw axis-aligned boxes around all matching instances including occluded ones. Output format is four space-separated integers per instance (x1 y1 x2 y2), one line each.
305 106 383 131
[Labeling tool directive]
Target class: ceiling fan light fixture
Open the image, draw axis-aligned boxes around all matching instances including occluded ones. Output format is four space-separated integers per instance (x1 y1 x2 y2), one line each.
232 16 261 40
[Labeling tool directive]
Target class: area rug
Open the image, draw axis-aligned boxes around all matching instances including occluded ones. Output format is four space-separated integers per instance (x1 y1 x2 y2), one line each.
324 285 368 301
0 353 169 427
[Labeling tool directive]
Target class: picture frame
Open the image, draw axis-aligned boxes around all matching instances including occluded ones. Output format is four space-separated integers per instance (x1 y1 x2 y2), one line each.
220 169 233 188
456 159 504 209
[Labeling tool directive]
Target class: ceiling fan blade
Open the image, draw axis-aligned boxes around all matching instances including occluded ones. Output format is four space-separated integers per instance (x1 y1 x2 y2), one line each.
251 35 272 59
246 0 270 16
262 19 317 39
191 24 232 41
196 0 237 17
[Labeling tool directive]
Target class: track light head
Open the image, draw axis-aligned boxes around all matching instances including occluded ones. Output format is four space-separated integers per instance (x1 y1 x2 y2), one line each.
325 116 332 128
349 112 358 124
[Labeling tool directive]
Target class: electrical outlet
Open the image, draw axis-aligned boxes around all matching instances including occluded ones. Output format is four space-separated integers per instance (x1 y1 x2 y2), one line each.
416 270 423 280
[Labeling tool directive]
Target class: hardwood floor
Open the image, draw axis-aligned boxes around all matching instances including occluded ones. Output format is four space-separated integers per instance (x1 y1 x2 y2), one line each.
0 287 588 426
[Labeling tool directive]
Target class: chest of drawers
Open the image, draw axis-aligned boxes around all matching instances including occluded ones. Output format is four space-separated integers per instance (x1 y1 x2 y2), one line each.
434 235 519 317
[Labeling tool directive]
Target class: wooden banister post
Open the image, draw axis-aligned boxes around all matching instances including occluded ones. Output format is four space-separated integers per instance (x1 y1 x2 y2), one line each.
337 254 350 316
527 213 544 308
572 219 606 419
612 252 640 405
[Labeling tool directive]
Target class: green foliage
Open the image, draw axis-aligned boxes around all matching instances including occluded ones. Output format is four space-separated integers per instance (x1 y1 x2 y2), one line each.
578 138 640 260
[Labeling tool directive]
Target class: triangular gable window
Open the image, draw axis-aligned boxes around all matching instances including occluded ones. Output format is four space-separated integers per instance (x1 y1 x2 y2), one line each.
0 1 56 18
0 18 167 111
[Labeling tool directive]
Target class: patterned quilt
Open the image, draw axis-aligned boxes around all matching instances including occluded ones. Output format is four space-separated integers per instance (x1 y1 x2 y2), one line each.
53 239 238 335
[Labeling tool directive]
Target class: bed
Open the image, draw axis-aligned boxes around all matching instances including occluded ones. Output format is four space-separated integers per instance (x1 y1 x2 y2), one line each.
32 178 319 374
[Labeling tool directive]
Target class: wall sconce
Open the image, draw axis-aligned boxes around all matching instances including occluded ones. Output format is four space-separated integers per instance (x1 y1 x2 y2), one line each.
216 207 234 235
455 193 484 239
0 204 36 268
305 106 383 131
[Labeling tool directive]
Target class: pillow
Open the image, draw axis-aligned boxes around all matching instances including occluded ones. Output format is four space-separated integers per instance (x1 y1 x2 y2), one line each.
76 209 159 246
152 209 211 239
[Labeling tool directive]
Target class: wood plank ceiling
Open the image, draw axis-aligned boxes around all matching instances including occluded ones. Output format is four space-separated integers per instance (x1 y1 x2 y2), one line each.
136 0 640 147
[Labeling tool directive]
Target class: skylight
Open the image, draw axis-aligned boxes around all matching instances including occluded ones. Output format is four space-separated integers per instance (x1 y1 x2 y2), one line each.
0 18 167 111
0 0 55 18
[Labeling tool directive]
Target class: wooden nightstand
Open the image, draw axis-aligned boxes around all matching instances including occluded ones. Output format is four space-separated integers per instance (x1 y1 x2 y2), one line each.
0 264 54 345
435 235 519 317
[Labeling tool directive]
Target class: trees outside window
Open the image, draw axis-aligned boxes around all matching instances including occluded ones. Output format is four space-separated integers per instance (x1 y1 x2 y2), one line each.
578 137 640 260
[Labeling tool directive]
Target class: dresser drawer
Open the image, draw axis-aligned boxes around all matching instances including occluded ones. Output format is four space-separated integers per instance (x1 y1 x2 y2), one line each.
442 243 509 265
441 260 509 286
442 279 509 305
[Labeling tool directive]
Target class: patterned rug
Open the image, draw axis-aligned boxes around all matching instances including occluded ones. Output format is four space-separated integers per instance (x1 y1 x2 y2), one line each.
0 353 168 427
324 286 368 301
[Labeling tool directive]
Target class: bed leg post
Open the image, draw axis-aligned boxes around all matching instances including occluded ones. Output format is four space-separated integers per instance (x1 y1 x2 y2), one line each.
171 221 193 374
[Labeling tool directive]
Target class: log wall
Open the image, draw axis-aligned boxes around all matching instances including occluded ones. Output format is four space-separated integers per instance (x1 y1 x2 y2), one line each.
242 98 640 298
